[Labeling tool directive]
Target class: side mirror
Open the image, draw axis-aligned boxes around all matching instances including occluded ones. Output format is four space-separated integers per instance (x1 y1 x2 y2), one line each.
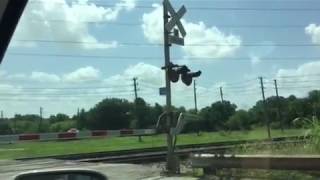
15 170 107 180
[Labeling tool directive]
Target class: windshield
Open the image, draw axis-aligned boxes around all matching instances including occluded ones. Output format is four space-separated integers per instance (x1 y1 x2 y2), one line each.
0 0 320 179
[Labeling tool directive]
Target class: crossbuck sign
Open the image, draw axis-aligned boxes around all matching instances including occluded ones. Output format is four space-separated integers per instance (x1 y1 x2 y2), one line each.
164 0 187 46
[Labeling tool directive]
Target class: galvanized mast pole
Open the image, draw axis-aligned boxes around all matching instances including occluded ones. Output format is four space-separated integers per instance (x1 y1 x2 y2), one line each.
163 0 175 173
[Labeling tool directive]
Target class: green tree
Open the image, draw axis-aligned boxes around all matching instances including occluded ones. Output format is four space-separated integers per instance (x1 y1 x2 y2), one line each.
49 120 76 132
76 109 87 130
48 113 70 124
0 119 12 135
199 101 237 131
226 110 251 130
86 98 133 130
134 98 153 129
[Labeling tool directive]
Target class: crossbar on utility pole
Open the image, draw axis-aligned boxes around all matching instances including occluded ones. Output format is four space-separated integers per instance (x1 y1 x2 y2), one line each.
259 77 271 139
274 79 284 132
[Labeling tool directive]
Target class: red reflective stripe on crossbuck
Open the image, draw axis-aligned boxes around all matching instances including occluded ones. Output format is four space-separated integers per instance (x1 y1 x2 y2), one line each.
19 134 40 141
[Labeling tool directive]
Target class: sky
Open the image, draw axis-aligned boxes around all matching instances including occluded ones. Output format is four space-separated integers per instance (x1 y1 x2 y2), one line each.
1 0 320 117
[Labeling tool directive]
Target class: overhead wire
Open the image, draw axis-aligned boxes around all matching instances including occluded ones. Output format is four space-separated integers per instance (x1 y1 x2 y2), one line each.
12 39 320 47
27 1 320 12
24 19 308 29
0 85 133 90
8 52 320 62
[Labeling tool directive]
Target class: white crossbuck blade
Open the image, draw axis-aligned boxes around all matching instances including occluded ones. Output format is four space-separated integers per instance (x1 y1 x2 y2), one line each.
164 0 187 37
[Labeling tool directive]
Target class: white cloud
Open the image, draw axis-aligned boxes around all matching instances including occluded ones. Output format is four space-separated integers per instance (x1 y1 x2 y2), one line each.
0 71 7 78
11 0 136 49
31 71 61 82
103 62 212 108
250 55 261 65
7 73 28 80
305 23 320 44
123 63 164 86
141 5 241 59
276 61 320 78
63 66 100 83
247 41 275 65
275 61 320 97
142 4 163 43
182 21 241 59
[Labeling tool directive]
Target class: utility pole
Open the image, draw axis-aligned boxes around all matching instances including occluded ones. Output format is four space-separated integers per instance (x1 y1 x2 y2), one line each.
13 113 17 134
220 86 224 102
259 77 271 139
0 110 3 119
133 77 138 100
77 108 80 118
193 80 198 113
133 77 142 142
38 107 43 132
274 79 284 132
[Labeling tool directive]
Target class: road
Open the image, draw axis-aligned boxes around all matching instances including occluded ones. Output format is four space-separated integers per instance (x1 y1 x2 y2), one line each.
0 159 197 180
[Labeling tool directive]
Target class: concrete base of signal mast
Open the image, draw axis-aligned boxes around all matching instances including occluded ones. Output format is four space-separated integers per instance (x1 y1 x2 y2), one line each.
166 154 181 174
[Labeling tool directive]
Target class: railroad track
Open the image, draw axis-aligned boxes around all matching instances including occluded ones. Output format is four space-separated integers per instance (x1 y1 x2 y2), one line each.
17 136 306 163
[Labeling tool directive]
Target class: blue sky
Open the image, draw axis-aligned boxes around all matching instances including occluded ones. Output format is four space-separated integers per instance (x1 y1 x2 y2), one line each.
1 0 320 117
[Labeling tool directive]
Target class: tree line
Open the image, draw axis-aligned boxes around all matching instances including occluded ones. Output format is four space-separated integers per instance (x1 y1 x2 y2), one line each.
0 90 319 134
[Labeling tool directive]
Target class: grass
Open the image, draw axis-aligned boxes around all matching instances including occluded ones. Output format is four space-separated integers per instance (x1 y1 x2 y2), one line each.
0 128 304 160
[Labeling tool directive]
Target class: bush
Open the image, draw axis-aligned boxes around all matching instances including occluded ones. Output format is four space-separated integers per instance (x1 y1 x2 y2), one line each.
9 120 38 133
49 120 76 132
226 110 252 131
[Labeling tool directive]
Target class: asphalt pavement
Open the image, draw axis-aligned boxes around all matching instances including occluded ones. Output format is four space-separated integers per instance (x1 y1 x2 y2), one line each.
0 159 197 180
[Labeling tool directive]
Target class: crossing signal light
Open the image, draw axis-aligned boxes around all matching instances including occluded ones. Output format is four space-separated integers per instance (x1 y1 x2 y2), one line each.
168 68 179 82
181 71 202 86
167 63 201 86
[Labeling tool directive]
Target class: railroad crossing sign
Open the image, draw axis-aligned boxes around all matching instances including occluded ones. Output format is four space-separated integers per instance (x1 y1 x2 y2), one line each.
164 0 186 46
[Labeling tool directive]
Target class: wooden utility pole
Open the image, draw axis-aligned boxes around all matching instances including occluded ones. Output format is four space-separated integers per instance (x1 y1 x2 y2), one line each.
133 77 138 100
193 80 198 113
259 77 271 139
133 77 142 142
274 79 284 132
0 110 3 119
220 86 224 102
77 108 80 118
38 107 43 132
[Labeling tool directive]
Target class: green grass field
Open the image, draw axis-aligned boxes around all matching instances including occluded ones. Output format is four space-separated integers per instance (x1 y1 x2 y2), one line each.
0 128 305 160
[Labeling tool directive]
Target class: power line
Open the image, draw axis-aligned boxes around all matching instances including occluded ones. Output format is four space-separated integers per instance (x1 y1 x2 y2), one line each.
144 0 320 1
278 79 320 84
277 74 320 78
28 2 320 11
7 52 320 61
24 19 308 29
0 92 136 97
32 0 320 2
13 39 320 47
0 85 132 90
277 86 320 89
